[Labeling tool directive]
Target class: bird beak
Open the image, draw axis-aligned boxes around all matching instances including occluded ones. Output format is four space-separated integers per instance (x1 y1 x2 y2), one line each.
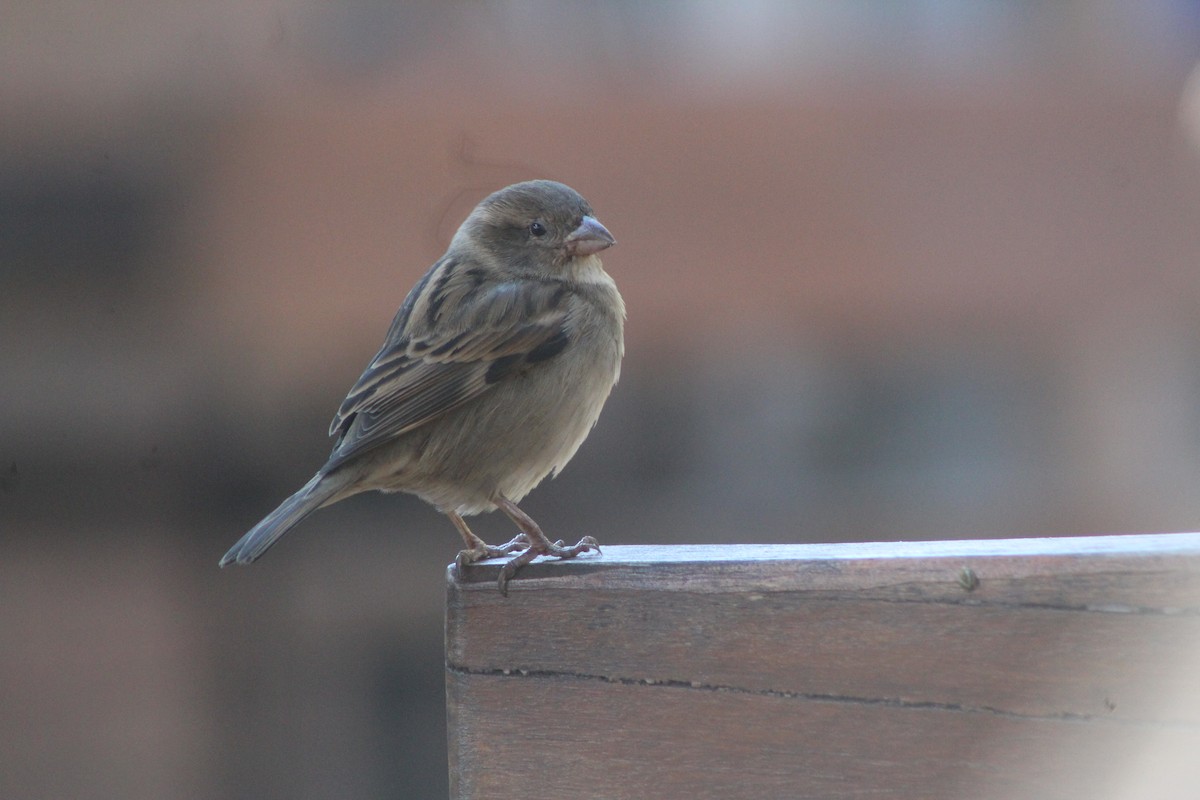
564 216 616 257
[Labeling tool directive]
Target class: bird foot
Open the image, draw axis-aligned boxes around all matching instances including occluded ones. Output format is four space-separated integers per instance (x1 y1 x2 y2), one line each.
455 533 532 572
497 536 601 596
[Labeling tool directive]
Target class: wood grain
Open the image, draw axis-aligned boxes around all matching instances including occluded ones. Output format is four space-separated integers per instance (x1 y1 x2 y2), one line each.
446 534 1200 799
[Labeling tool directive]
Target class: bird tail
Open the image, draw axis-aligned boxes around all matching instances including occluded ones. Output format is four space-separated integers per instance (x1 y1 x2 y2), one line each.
219 473 342 566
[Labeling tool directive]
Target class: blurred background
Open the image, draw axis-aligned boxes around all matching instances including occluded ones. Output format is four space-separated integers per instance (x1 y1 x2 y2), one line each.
4 2 1200 797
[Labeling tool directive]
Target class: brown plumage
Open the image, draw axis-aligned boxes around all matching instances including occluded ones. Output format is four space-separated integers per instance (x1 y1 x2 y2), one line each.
219 180 624 593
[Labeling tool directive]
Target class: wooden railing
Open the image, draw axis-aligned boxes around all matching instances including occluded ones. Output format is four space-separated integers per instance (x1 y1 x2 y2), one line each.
446 534 1200 800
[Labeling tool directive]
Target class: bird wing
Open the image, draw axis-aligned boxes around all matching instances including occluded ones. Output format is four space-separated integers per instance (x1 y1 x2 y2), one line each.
323 267 572 472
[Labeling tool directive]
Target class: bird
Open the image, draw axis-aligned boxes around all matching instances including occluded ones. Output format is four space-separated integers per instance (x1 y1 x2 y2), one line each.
219 180 624 594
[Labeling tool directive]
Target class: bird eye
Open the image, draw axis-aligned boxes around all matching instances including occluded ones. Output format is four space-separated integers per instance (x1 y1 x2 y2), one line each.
528 221 547 237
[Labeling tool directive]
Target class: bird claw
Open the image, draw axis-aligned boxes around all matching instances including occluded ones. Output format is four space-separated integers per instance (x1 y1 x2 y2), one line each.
495 535 601 596
546 536 600 558
455 533 533 572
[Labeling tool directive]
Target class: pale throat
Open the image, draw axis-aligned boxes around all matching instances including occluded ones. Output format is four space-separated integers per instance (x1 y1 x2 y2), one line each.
566 254 614 286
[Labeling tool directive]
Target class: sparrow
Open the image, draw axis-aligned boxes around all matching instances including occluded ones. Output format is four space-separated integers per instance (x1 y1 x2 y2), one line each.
219 180 624 594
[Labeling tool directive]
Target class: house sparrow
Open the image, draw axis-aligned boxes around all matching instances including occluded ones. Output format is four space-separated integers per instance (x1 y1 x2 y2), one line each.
219 180 624 594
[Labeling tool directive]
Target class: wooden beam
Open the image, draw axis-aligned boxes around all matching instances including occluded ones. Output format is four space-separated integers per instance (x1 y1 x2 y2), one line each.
446 534 1200 799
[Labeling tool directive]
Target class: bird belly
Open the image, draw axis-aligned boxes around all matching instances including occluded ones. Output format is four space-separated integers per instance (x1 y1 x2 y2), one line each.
360 328 621 516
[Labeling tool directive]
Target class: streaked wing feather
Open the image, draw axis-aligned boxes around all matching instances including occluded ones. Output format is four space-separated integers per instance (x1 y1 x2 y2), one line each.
324 273 571 470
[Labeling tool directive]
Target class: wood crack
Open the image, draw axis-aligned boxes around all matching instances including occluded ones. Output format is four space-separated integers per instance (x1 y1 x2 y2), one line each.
446 662 1200 730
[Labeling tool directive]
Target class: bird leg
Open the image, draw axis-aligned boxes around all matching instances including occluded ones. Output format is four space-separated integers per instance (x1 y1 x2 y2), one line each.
493 495 600 595
449 510 530 572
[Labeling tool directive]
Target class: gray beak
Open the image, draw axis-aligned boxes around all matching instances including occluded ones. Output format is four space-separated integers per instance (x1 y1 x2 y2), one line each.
564 215 616 257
